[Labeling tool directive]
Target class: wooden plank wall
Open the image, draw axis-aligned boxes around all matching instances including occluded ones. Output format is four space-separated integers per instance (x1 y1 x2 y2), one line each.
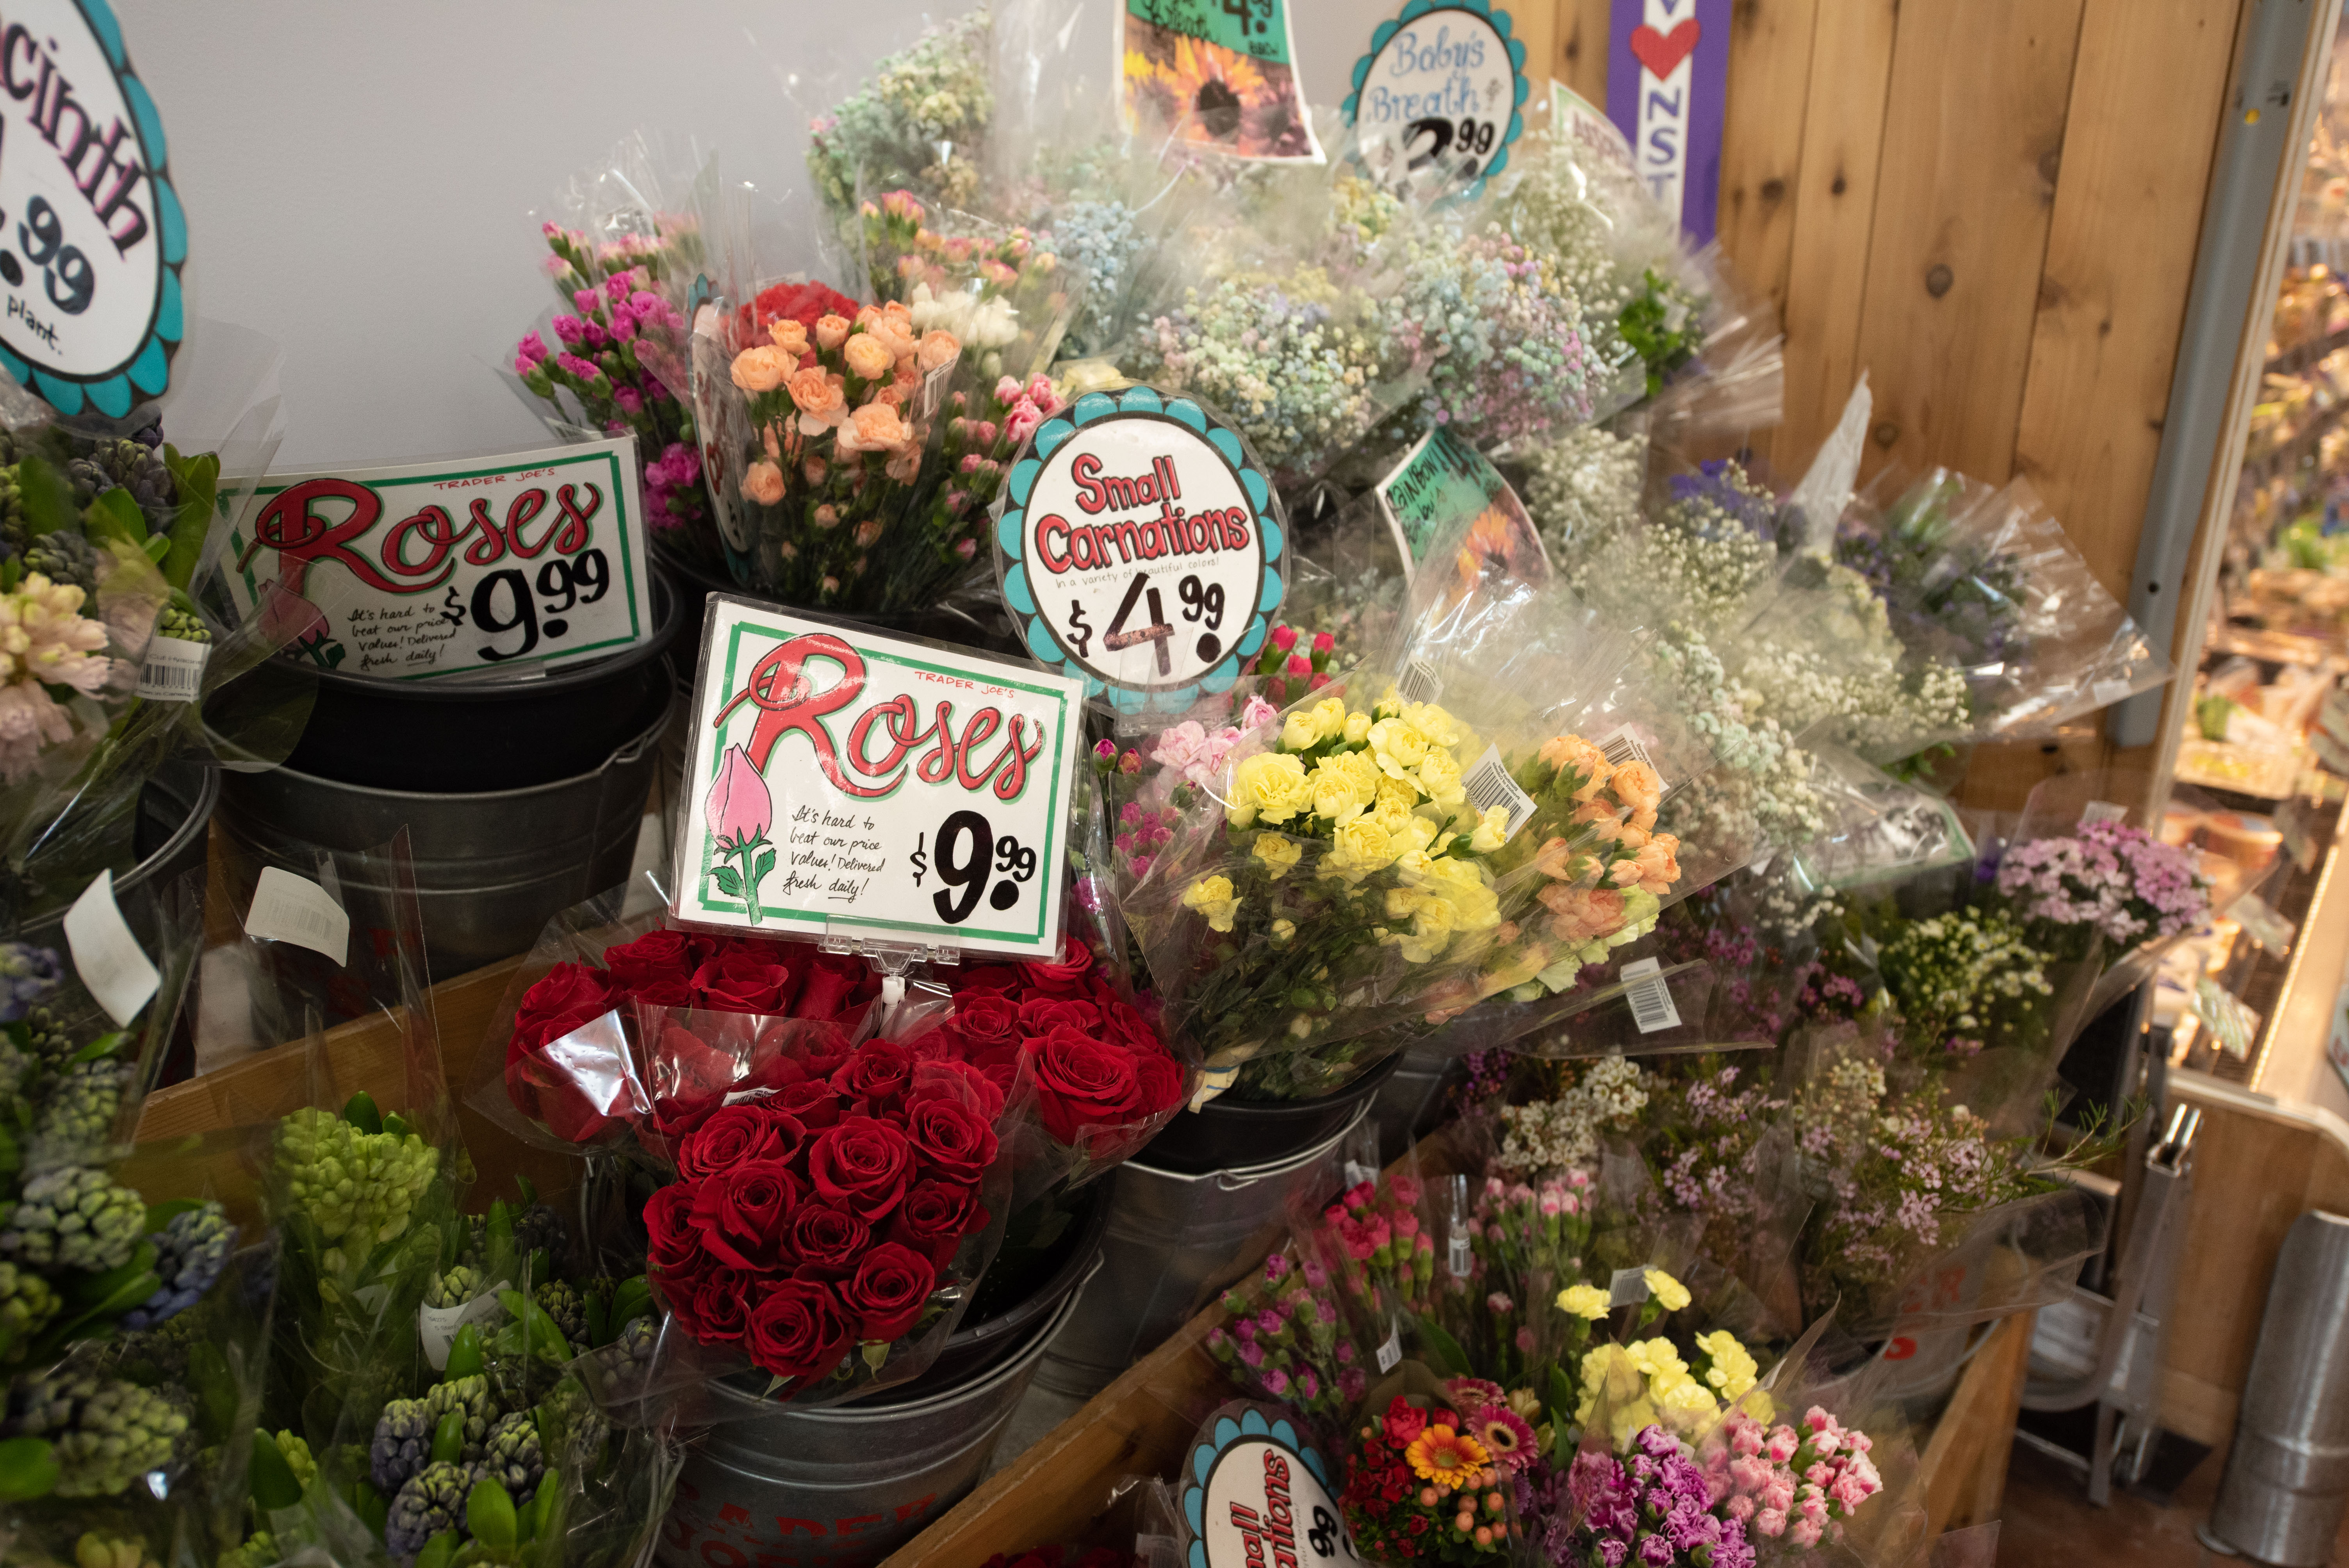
1553 0 2253 811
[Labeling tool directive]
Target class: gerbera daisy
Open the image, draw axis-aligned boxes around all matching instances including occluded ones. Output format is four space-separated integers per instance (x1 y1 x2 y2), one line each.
1447 1377 1508 1411
1403 1424 1490 1487
1470 1405 1537 1472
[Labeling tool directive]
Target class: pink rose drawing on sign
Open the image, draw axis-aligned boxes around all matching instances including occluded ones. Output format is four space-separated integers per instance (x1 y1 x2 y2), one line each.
257 562 346 670
706 743 777 921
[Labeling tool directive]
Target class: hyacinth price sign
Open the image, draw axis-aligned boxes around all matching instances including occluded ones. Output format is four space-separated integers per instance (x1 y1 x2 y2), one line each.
0 0 187 415
222 437 652 679
677 596 1084 958
996 385 1287 718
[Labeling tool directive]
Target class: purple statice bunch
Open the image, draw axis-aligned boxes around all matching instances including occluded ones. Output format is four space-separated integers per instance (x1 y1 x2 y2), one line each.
1995 819 2209 952
1205 1247 1358 1418
1668 460 1785 549
1551 1427 1756 1568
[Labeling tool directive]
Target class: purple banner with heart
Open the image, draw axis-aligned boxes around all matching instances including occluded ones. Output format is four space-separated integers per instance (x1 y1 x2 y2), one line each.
1606 0 1732 246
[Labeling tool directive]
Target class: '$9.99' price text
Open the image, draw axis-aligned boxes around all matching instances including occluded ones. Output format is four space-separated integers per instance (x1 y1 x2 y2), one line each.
910 812 1038 924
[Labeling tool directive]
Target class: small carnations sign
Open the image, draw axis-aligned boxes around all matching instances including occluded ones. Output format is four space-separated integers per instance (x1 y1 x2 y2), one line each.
676 596 1085 959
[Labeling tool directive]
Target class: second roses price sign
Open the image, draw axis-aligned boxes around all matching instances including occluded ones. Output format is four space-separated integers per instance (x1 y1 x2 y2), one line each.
677 595 1085 959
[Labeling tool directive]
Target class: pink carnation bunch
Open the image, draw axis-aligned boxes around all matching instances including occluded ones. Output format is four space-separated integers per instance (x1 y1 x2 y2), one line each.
1702 1406 1883 1550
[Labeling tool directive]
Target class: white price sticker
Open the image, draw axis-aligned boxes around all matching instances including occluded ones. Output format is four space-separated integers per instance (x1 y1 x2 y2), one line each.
1618 958 1683 1033
1448 1233 1472 1278
244 868 350 966
419 1280 511 1372
135 634 209 700
1608 1266 1651 1308
63 870 157 1026
1376 1317 1403 1373
677 599 1084 959
223 438 653 682
2081 800 2128 825
2092 679 2133 708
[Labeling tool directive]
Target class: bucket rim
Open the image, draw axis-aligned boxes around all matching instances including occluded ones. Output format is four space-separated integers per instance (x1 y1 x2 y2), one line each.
704 1268 1088 1427
17 759 219 930
215 700 672 806
1126 1098 1371 1188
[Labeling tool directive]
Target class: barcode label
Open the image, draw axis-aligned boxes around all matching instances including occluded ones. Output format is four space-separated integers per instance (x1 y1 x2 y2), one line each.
1448 1233 1471 1278
1397 657 1442 706
1463 745 1536 842
1600 725 1653 771
1619 957 1682 1032
135 635 209 701
245 867 351 966
64 870 159 1026
2082 800 2128 825
1608 1266 1650 1308
1376 1317 1402 1372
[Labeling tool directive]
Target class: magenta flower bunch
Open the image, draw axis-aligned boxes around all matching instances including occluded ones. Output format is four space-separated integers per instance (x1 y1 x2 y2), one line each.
1206 1248 1359 1419
1551 1426 1757 1568
1994 819 2209 953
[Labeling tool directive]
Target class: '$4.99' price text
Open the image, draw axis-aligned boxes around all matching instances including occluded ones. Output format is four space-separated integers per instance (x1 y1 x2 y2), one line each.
909 812 1038 924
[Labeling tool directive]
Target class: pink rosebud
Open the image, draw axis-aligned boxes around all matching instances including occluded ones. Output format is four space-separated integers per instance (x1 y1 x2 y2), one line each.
1314 631 1335 654
1515 1326 1536 1353
1270 625 1298 652
705 744 772 851
1286 654 1311 677
1095 738 1118 759
1309 672 1330 690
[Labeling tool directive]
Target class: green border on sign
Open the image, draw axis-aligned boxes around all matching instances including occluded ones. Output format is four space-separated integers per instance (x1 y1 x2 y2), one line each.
229 445 645 679
692 615 1076 950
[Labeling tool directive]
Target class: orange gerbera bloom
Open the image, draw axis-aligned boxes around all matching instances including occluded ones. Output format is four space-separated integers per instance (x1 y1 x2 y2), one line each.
1403 1424 1490 1487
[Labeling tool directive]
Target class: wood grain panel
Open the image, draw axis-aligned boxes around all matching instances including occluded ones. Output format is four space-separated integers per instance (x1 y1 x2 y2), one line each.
1846 0 2087 485
1715 0 1820 327
1556 0 1611 106
1770 0 1897 474
2010 0 2240 606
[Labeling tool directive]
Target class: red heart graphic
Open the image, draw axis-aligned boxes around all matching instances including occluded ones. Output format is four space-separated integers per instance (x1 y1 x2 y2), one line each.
1629 19 1701 80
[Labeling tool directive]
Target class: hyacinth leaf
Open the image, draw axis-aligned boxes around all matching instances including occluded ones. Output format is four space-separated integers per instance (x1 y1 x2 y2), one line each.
416 1529 461 1568
514 1176 538 1208
429 1410 467 1466
250 1427 303 1510
141 533 169 564
444 1325 485 1383
145 1197 205 1230
1416 1318 1472 1379
384 1111 415 1139
354 1480 390 1538
83 488 146 555
468 1475 518 1552
0 1436 57 1499
584 1293 609 1350
159 445 219 591
529 1471 561 1544
17 457 75 539
341 1091 383 1135
612 1277 651 1325
70 1031 126 1065
189 1342 238 1443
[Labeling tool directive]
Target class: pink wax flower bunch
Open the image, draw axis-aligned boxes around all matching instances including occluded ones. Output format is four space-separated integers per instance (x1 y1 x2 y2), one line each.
514 221 713 554
1698 1407 1883 1550
1994 818 2210 955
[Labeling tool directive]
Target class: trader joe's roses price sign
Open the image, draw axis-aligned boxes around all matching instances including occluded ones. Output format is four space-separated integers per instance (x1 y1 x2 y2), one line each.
223 437 652 678
677 596 1085 958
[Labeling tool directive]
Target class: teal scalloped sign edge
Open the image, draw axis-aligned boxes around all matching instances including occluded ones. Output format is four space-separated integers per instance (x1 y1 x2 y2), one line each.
994 384 1285 719
1342 0 1531 200
0 0 186 417
1178 1405 1336 1568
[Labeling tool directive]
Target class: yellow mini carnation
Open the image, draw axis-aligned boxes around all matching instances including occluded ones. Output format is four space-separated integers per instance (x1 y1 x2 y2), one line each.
1468 804 1513 853
1182 875 1240 932
1252 833 1303 879
1280 710 1323 752
1228 752 1311 827
1644 1268 1691 1313
1418 747 1465 807
1557 1283 1611 1320
1367 717 1430 780
1694 1330 1760 1401
1343 710 1373 745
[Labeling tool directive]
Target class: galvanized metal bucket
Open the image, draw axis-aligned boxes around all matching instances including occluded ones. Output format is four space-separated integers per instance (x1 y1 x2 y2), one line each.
2205 1210 2349 1564
1034 1099 1369 1401
657 1277 1090 1568
215 702 668 977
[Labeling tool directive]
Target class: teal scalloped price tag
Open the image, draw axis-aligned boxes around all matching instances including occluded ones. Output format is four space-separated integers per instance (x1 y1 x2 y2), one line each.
994 384 1287 719
1344 0 1529 202
0 0 185 416
1178 1402 1363 1568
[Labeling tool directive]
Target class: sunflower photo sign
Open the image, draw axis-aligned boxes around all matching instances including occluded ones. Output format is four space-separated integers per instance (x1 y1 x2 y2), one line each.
1374 425 1548 592
1178 1403 1365 1568
1120 0 1324 162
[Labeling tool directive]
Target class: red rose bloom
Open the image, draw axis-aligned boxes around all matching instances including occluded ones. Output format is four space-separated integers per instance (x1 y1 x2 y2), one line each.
909 1057 1006 1122
845 1241 937 1340
1017 995 1101 1037
953 965 1023 994
689 1161 803 1270
904 1094 997 1184
1019 1026 1150 1142
602 928 711 991
1404 1516 1430 1538
691 943 798 1014
686 1267 755 1343
1383 1398 1428 1445
795 952 880 1024
510 962 617 1058
677 1104 807 1179
643 1182 702 1272
745 1276 854 1382
949 992 1021 1052
1018 939 1094 995
783 1201 872 1279
831 1041 914 1111
807 1115 914 1221
772 1077 845 1130
885 1179 988 1269
1098 996 1164 1056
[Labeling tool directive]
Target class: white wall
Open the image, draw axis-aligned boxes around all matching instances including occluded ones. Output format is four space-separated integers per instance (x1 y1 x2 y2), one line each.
115 0 1396 470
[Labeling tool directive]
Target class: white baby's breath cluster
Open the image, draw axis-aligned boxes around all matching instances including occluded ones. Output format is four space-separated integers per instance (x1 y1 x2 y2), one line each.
1732 567 1972 761
1524 423 1647 567
1648 625 1828 853
1497 1055 1649 1177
